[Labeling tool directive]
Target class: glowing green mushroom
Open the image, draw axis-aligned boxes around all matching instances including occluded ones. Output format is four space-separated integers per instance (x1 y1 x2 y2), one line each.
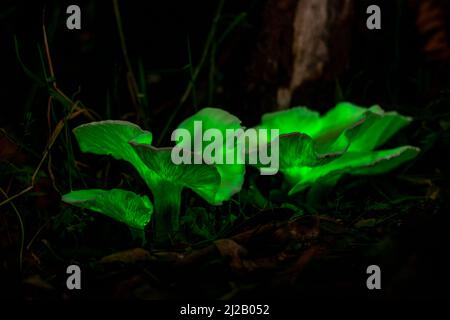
62 109 244 244
128 140 221 243
62 189 153 230
72 120 157 189
175 108 246 204
62 121 157 236
286 145 419 195
256 102 420 195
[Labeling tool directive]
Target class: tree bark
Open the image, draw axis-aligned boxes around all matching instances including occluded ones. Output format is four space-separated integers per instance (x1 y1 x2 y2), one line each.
245 0 354 112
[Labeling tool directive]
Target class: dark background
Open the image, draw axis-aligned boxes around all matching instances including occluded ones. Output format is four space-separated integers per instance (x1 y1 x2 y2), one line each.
1 0 450 299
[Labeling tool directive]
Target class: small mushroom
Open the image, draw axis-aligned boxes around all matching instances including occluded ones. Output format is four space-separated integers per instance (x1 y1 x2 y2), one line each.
175 108 246 204
128 141 221 244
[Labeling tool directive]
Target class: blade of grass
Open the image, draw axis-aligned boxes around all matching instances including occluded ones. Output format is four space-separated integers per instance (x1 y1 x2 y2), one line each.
138 57 149 109
112 0 144 120
0 106 85 209
208 12 246 105
1 26 95 208
14 37 45 86
208 42 216 105
215 12 247 47
157 0 225 145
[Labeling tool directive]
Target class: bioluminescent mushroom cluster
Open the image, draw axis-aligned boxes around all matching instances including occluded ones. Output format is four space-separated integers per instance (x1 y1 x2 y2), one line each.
62 103 419 245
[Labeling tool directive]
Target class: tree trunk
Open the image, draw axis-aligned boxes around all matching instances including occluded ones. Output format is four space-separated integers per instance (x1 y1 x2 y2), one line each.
245 0 354 112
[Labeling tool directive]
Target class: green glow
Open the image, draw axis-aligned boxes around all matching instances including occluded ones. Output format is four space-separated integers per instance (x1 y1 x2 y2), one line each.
73 120 158 189
257 102 419 194
176 108 246 204
128 141 221 243
63 109 244 244
61 104 419 244
287 146 419 195
148 179 183 244
62 189 153 230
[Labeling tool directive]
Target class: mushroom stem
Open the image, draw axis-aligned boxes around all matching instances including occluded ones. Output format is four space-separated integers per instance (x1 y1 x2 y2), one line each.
151 179 183 244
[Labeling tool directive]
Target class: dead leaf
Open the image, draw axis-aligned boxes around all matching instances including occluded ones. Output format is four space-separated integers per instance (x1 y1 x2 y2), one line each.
214 239 248 272
153 251 185 263
273 217 320 243
282 245 327 284
100 248 152 264
23 275 54 291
